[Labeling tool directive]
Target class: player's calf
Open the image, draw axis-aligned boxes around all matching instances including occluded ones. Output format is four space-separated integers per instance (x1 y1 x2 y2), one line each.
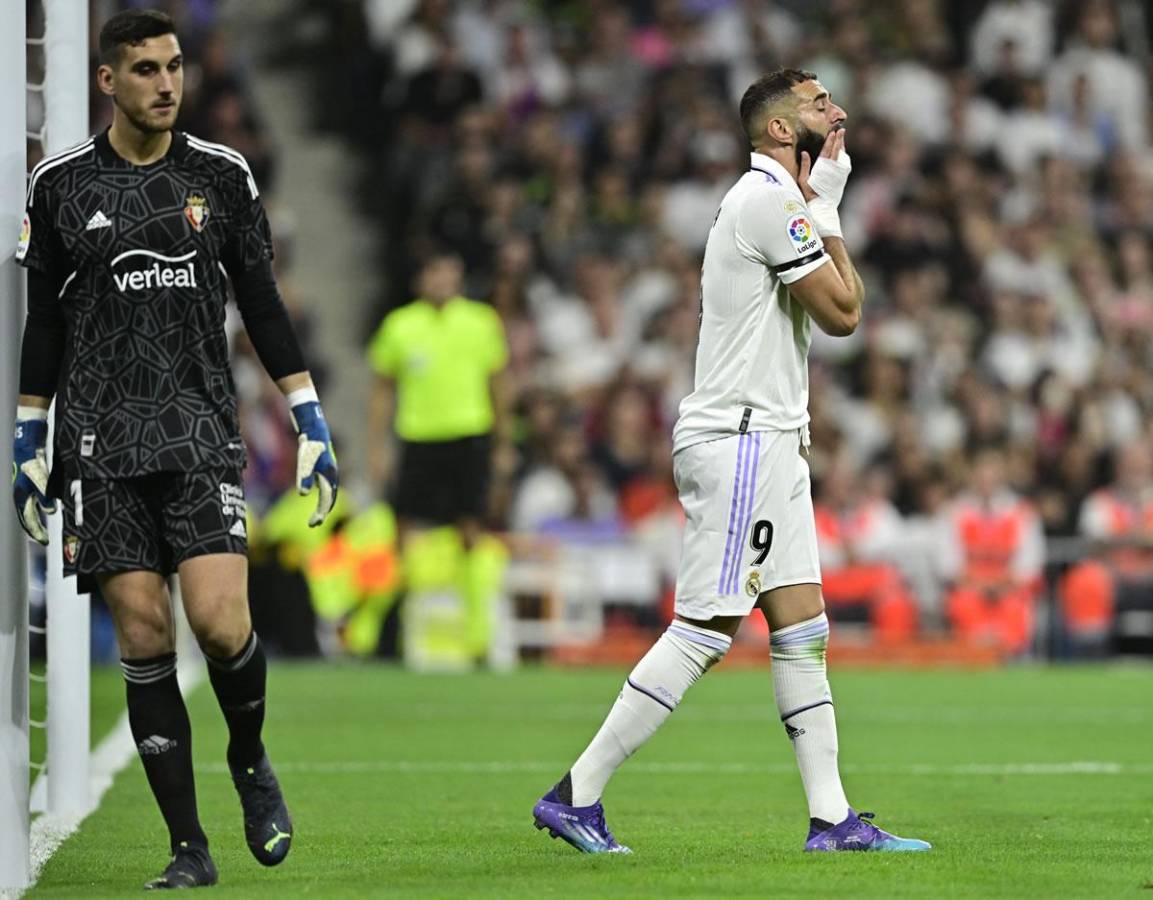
567 620 732 807
121 652 207 858
772 611 851 824
202 630 291 866
535 620 732 853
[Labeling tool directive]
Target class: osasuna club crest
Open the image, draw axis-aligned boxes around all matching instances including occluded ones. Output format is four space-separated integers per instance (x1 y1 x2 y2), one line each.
184 193 209 232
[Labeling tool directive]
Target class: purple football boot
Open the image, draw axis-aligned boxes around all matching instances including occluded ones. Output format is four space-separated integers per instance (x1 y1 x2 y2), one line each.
805 809 931 852
533 781 631 854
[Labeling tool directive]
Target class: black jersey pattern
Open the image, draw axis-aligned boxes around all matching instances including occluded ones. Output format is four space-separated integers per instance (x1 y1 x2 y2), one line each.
17 129 272 487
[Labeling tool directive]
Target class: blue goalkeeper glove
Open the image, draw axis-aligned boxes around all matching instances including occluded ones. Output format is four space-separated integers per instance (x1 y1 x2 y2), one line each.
12 410 55 545
289 390 338 527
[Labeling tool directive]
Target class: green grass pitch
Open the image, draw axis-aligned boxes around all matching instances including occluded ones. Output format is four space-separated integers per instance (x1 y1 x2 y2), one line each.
29 662 1153 898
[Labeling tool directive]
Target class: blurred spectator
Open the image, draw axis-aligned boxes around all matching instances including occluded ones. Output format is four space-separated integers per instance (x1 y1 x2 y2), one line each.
937 447 1045 654
971 1 1055 78
994 78 1060 174
1060 443 1153 654
1046 0 1148 152
402 40 484 128
866 56 951 146
490 21 571 116
512 422 618 534
814 456 919 642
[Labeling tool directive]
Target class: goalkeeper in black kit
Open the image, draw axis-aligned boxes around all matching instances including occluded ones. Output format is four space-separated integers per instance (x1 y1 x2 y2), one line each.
12 9 338 889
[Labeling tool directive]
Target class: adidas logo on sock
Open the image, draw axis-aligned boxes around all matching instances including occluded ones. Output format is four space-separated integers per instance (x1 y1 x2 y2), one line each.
138 734 176 755
785 722 806 741
85 210 112 230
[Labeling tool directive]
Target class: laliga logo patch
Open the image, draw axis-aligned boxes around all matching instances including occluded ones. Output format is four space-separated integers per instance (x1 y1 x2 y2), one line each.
787 214 818 255
184 193 209 232
16 211 31 260
787 215 812 243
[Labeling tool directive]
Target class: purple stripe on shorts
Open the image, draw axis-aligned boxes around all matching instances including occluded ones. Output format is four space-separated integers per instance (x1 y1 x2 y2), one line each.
723 431 756 594
716 434 749 594
726 430 760 595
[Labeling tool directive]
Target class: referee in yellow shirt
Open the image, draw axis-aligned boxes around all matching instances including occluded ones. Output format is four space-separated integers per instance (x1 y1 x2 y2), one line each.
367 252 509 551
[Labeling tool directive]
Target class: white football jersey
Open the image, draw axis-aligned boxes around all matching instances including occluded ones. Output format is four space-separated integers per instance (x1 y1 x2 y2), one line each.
672 152 832 454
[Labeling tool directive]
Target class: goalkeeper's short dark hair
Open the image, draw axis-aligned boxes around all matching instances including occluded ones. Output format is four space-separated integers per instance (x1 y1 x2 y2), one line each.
739 68 818 145
99 9 177 67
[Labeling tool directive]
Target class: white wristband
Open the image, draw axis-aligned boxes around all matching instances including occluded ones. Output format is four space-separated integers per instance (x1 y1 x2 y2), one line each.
286 386 319 409
807 152 852 207
808 197 843 239
17 405 49 422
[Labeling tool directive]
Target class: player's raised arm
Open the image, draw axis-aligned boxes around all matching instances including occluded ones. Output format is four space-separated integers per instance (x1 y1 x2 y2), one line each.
221 172 338 527
788 128 864 336
785 246 863 336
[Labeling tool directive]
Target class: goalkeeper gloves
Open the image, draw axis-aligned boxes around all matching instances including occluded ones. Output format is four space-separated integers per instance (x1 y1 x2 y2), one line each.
288 387 338 527
12 406 55 545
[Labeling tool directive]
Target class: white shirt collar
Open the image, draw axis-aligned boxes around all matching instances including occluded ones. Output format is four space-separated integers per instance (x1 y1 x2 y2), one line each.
749 152 795 188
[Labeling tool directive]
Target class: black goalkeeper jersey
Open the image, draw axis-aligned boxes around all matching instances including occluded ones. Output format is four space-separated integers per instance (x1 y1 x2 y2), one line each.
16 129 273 485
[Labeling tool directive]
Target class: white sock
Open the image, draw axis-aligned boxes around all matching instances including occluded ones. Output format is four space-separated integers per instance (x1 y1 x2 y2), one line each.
568 621 731 806
771 612 850 824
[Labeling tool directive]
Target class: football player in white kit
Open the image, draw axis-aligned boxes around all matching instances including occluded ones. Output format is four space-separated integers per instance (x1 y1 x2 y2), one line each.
533 69 931 854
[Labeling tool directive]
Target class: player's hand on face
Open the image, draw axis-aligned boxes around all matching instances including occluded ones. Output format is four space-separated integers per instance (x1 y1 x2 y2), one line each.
805 128 851 209
12 417 56 545
799 129 841 202
822 126 845 160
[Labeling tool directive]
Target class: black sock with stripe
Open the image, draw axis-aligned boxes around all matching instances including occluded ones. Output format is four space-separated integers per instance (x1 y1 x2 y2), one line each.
206 631 267 771
122 653 207 852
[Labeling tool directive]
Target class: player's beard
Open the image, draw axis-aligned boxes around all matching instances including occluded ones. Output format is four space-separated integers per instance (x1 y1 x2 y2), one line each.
114 94 175 135
794 123 827 170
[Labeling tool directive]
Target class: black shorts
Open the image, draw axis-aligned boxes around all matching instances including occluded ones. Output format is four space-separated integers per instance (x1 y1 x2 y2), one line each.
61 470 247 593
392 435 491 525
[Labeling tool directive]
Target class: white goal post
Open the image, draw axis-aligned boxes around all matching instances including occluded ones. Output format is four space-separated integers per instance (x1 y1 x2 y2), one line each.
0 6 30 888
1 0 91 889
42 0 92 822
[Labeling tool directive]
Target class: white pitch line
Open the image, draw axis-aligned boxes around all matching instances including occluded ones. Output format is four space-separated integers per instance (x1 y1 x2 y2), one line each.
194 759 1153 777
2 663 203 900
400 705 1153 725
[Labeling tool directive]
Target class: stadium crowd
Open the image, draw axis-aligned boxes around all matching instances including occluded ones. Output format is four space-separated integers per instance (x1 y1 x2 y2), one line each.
315 0 1153 655
27 0 1153 658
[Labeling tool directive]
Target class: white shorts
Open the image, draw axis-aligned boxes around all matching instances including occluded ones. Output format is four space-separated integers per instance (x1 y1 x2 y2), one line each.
672 429 821 620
